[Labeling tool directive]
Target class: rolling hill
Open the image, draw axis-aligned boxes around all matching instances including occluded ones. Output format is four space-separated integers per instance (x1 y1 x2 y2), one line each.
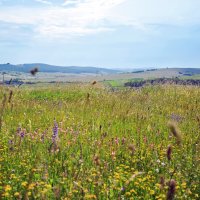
0 63 120 74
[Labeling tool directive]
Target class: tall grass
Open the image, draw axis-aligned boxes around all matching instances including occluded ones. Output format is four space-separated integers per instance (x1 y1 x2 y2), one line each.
0 84 199 199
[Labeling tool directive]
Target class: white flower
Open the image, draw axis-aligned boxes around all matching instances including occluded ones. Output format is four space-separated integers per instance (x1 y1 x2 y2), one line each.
155 168 159 173
161 162 166 166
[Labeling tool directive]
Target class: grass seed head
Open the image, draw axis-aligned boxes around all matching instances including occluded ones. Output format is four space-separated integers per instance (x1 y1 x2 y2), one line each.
168 122 182 145
93 155 100 166
92 81 97 85
8 90 13 103
128 144 135 155
167 145 172 161
159 176 165 189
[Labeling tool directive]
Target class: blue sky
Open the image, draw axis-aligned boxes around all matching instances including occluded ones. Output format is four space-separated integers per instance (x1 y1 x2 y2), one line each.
0 0 200 68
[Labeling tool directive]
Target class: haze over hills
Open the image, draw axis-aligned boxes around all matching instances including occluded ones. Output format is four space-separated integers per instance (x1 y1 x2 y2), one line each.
1 63 200 75
0 63 121 74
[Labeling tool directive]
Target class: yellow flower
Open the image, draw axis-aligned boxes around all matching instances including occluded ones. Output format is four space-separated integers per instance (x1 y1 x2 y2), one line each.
4 185 12 192
143 177 147 181
14 192 20 197
45 184 52 189
155 183 160 188
181 182 186 188
85 194 97 199
130 189 137 194
41 189 48 194
21 181 28 187
10 174 16 179
134 182 139 186
3 192 10 197
28 183 35 190
84 189 89 193
150 190 155 195
125 192 131 196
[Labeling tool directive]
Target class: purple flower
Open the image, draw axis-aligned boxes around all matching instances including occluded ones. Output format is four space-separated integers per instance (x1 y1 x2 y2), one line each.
20 131 25 138
52 121 58 142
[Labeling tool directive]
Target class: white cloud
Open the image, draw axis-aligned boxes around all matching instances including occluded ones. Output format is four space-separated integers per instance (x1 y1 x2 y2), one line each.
0 0 126 38
0 0 200 39
35 0 52 5
62 0 82 6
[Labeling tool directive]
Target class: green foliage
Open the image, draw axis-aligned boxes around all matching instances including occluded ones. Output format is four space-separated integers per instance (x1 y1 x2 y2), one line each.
0 84 199 199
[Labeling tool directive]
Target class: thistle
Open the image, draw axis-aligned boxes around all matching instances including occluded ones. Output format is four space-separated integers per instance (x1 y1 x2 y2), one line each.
166 179 176 200
30 67 39 76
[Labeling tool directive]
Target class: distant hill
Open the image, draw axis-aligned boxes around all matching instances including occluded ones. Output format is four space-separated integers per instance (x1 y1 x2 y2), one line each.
0 63 120 74
131 68 200 77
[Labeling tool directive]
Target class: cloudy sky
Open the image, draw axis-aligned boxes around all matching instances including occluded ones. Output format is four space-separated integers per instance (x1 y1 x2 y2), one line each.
0 0 200 68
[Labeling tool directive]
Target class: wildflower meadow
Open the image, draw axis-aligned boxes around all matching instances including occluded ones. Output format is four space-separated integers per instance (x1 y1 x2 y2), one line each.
0 83 199 199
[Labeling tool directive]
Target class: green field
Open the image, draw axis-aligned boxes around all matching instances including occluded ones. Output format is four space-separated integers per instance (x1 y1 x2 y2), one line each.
104 78 144 88
0 83 199 199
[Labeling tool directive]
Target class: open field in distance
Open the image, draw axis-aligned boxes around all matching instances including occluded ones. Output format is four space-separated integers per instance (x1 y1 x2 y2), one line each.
1 68 200 84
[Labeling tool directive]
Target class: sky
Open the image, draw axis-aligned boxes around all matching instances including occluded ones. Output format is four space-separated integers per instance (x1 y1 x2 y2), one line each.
0 0 200 69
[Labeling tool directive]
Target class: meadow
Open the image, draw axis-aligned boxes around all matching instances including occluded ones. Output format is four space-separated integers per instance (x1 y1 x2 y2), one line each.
0 83 199 199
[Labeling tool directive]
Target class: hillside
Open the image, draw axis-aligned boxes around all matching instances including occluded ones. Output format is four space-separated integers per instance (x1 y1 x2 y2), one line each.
132 68 200 77
0 63 120 74
1 66 200 84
